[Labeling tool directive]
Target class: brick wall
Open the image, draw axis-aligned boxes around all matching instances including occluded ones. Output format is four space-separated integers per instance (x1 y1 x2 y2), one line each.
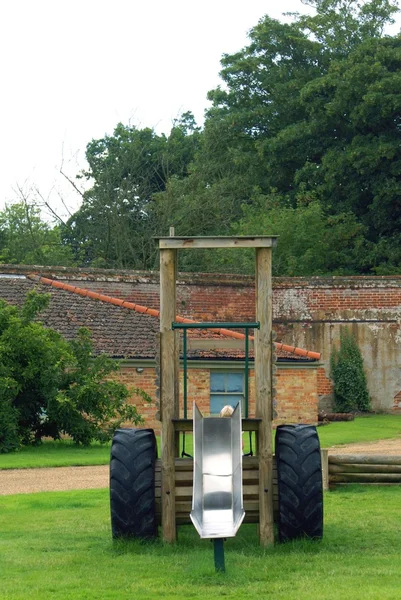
118 366 158 427
274 368 318 425
16 266 400 322
3 266 401 411
3 266 401 320
317 367 334 412
119 364 319 433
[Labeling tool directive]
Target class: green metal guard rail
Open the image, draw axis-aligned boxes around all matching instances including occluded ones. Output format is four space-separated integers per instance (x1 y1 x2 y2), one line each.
172 322 260 420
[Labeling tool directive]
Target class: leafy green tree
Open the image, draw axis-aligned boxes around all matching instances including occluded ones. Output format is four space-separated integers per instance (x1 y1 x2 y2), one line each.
330 328 371 412
295 0 399 56
0 292 149 452
156 0 400 275
195 1 397 194
272 35 401 244
64 113 200 269
0 203 75 266
230 195 369 276
0 379 20 453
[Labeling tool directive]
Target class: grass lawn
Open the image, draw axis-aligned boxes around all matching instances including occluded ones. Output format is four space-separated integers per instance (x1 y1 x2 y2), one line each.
1 486 401 599
317 413 401 448
1 414 401 470
0 440 112 470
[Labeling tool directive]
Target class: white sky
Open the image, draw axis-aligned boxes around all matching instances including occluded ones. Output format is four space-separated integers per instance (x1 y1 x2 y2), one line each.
0 0 400 221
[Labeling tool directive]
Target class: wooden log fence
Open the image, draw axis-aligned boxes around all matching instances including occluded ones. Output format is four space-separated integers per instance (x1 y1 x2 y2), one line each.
328 454 401 487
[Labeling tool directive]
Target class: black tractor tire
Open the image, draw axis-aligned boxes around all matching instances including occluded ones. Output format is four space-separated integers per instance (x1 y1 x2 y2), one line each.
110 428 157 539
275 424 323 542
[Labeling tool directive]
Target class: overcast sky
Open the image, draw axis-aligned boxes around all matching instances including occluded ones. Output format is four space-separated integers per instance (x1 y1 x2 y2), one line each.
1 0 399 220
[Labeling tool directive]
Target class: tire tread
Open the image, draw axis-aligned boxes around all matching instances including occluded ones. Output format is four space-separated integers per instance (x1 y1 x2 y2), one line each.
110 428 157 539
276 424 323 542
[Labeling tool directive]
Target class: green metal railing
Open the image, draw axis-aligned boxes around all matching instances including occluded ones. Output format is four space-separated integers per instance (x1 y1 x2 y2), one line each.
172 321 259 420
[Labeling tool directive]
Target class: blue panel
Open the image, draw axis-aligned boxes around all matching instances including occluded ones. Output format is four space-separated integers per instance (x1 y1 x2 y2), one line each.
226 373 244 393
210 395 229 414
210 395 243 415
210 372 226 392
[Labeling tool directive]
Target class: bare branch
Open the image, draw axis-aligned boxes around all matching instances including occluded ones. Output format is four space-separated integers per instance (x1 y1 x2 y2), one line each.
55 188 73 219
33 186 68 227
60 168 85 199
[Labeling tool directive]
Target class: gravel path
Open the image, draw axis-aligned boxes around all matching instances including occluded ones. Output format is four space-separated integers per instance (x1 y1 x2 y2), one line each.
328 438 401 455
1 438 401 496
0 465 109 495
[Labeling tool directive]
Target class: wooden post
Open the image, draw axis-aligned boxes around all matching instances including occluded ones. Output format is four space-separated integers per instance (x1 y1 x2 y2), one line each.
255 247 274 546
160 247 178 542
321 449 329 491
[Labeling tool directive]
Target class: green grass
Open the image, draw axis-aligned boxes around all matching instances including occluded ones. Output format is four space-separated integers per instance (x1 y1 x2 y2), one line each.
317 413 401 448
1 414 400 470
0 440 112 470
1 486 401 599
182 414 401 454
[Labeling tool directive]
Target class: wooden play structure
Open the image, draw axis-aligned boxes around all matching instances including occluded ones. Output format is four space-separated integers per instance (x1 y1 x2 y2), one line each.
110 235 323 556
157 235 277 546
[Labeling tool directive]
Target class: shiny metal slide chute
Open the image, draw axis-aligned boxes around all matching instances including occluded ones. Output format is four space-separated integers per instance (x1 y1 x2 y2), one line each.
190 403 245 539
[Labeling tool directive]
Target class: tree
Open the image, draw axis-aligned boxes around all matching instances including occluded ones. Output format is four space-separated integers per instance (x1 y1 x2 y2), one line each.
0 202 75 266
230 195 369 276
156 0 401 275
64 113 201 269
296 0 399 56
330 328 371 412
0 292 149 452
270 36 401 245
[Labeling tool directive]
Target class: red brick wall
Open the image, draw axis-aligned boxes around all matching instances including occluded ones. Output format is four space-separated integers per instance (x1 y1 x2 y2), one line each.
4 265 401 319
119 364 319 433
118 366 158 427
317 367 333 395
393 390 401 411
6 266 401 411
38 271 401 412
29 269 401 322
274 369 318 425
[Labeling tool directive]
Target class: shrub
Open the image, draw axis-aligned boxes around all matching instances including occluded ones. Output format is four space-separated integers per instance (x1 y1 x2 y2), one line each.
0 379 20 453
49 329 147 446
330 329 371 413
0 292 150 452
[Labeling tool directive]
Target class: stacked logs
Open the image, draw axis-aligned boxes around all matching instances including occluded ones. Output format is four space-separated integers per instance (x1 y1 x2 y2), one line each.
329 454 401 486
154 456 279 525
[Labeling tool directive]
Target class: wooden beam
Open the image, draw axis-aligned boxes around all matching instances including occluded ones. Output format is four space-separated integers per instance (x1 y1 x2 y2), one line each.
160 247 178 543
255 247 274 546
321 449 329 491
157 236 278 250
329 454 401 465
331 473 401 483
330 463 401 474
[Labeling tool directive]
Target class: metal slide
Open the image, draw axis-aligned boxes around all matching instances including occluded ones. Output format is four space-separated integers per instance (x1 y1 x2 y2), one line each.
190 403 245 539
